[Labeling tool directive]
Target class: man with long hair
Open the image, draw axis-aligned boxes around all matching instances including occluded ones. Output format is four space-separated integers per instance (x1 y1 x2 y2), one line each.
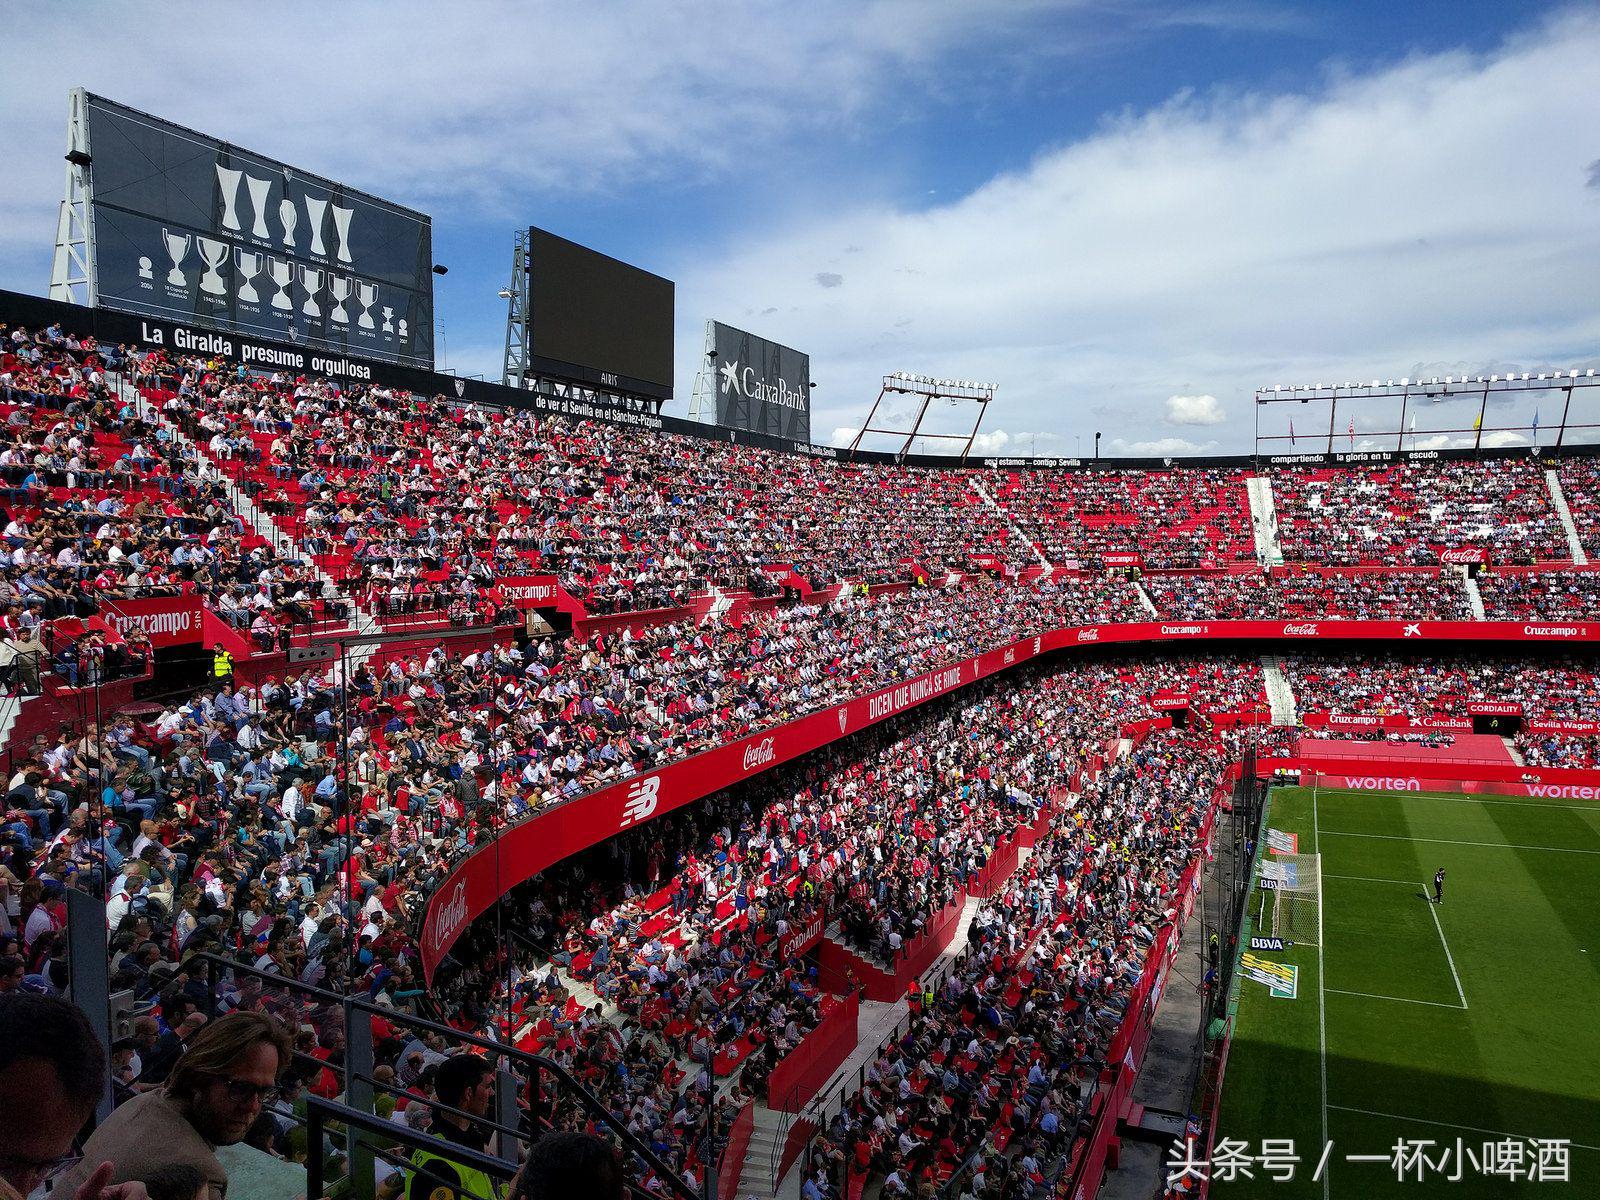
59 1010 292 1200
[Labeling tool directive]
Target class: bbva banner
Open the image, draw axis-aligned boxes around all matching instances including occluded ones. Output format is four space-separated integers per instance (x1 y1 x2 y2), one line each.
711 320 811 443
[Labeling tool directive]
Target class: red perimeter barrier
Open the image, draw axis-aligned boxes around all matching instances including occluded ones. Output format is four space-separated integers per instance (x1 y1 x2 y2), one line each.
717 1101 754 1200
767 991 861 1112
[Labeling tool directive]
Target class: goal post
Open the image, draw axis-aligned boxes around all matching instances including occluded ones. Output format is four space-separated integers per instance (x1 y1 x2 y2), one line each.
1267 853 1322 946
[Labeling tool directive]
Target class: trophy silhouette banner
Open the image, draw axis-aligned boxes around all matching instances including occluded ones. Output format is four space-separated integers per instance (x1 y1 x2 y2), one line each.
267 258 293 310
328 274 351 324
246 176 272 238
298 264 324 317
331 205 354 264
381 306 394 334
162 228 192 287
196 237 229 296
279 199 298 249
215 165 244 232
235 250 265 303
304 196 328 256
356 281 378 329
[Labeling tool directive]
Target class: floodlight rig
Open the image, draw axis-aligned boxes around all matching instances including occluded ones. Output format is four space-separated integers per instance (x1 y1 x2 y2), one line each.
1253 370 1600 457
847 373 997 461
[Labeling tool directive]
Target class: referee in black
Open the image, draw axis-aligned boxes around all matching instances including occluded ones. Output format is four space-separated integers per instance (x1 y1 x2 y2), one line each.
1433 867 1446 905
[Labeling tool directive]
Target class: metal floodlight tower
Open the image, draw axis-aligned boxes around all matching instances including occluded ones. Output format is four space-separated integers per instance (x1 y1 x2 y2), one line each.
1252 371 1600 458
686 321 718 423
500 228 530 389
847 373 997 461
50 88 97 306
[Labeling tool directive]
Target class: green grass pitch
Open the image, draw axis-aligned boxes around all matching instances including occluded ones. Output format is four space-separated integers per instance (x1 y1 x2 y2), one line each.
1211 784 1600 1197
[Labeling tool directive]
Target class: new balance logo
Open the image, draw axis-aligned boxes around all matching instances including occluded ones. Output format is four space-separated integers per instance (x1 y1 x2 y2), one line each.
620 776 661 828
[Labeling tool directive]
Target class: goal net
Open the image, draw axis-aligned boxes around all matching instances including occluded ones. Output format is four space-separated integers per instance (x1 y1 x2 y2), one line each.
1266 853 1321 946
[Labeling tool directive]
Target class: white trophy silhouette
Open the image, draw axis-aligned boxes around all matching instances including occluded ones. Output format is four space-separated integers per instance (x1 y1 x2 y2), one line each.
331 205 354 263
162 228 192 287
235 250 265 303
246 176 272 238
356 282 378 329
397 318 409 340
328 275 352 324
298 265 324 317
304 196 328 256
267 258 293 310
279 198 298 248
215 165 244 231
196 237 229 296
381 306 394 334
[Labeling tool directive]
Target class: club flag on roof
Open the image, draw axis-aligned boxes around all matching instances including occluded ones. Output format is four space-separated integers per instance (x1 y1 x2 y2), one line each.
1532 408 1540 438
1348 416 1355 449
1473 412 1483 430
1288 419 1296 445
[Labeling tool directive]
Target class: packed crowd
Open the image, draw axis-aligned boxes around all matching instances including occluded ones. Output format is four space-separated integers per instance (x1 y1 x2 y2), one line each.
986 467 1255 569
1557 458 1600 560
805 729 1223 1200
1477 571 1600 621
1141 570 1474 621
1270 460 1570 566
1280 652 1600 767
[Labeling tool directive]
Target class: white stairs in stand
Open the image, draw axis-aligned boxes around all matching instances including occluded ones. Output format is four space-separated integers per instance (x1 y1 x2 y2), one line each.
1246 475 1286 566
737 1106 791 1200
703 586 735 623
1133 580 1160 617
1261 655 1298 726
1461 570 1487 620
1546 469 1590 565
970 477 1052 570
122 374 384 666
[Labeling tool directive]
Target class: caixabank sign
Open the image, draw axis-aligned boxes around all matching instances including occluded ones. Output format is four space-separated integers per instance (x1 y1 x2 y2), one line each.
711 320 811 442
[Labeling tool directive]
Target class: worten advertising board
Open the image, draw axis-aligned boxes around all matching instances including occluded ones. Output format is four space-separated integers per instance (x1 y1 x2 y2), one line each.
711 320 811 443
78 90 434 368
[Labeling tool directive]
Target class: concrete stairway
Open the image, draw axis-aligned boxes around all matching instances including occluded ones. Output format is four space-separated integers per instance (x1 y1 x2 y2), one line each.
1246 475 1285 566
970 477 1052 570
1545 469 1590 564
737 1106 792 1200
1132 581 1160 617
1462 572 1487 620
1261 656 1298 726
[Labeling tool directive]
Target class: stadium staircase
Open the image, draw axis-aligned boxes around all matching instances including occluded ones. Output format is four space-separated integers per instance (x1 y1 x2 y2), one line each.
1245 475 1285 566
1545 468 1590 564
1133 581 1160 617
114 373 384 659
1462 571 1487 620
970 477 1053 570
1260 656 1298 726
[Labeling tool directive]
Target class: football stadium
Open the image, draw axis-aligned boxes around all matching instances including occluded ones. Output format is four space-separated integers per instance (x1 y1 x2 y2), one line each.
0 7 1598 1200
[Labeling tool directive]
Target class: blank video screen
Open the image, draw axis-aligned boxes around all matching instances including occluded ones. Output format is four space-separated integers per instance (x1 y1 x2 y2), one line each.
528 228 674 389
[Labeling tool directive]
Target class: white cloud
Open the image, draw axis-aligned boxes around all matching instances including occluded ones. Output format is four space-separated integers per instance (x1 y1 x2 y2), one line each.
1106 436 1219 456
674 8 1600 453
1164 394 1225 426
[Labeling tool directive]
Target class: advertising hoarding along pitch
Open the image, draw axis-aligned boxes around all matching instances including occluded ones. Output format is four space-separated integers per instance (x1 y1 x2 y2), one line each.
78 91 434 368
711 321 811 442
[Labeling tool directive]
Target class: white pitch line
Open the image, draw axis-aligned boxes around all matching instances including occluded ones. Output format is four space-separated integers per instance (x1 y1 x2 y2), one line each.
1326 987 1464 1011
1314 788 1600 815
1324 873 1422 887
1318 829 1600 856
1313 784 1329 1200
1327 1104 1600 1153
1425 885 1469 1010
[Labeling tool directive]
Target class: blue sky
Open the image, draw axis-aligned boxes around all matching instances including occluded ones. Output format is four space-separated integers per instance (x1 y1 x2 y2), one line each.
2 1 1597 454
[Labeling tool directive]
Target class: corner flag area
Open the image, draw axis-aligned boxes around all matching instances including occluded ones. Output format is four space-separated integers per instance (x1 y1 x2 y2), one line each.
1212 784 1600 1197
